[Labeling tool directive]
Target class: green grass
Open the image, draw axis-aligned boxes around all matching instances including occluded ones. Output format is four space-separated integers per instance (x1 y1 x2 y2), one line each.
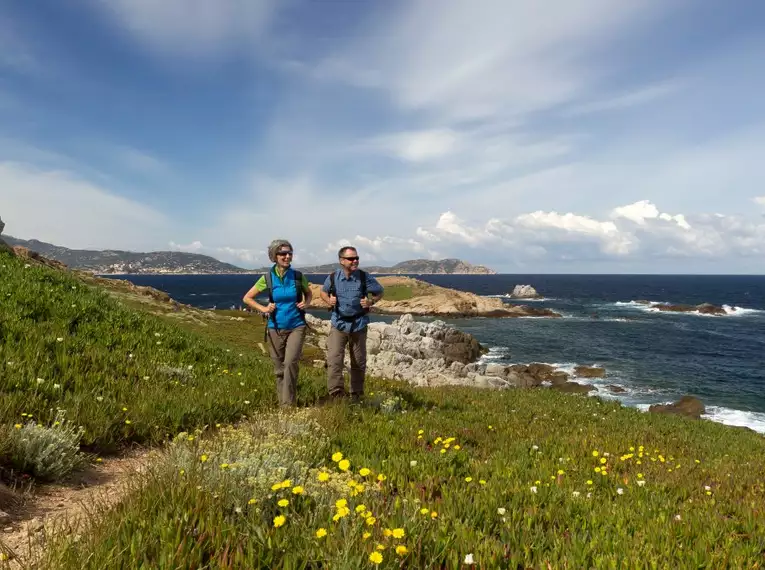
381 284 414 301
37 384 765 569
0 251 324 455
4 249 765 569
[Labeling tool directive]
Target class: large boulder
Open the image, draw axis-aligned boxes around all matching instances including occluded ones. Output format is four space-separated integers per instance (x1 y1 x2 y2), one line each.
574 365 606 378
510 284 540 298
649 396 705 419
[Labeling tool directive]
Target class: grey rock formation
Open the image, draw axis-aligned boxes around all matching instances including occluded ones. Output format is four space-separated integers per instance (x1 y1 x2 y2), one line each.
0 216 5 235
510 284 540 298
305 314 605 393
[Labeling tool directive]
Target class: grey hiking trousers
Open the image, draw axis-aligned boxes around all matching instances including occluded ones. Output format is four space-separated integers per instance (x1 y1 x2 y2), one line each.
266 326 306 406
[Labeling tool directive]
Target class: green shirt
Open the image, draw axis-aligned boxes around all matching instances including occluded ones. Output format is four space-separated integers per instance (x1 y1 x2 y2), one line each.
253 269 310 294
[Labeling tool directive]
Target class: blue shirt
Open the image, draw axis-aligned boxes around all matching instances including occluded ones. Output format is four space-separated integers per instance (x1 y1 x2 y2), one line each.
257 266 306 330
322 269 384 333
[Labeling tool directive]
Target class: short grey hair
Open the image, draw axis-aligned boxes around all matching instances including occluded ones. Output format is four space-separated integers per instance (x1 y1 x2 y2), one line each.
337 245 357 258
268 239 293 262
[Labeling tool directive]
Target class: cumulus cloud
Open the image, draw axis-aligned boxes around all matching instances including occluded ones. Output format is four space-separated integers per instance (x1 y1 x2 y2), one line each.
755 196 765 206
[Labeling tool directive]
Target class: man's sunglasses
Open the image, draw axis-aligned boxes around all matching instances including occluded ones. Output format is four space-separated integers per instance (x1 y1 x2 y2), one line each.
276 251 293 257
341 256 360 262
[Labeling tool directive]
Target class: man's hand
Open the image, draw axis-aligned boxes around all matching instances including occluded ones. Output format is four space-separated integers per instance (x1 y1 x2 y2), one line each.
360 297 374 309
328 295 337 307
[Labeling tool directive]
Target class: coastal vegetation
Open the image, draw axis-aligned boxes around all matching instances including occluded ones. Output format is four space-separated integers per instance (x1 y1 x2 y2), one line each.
2 248 765 569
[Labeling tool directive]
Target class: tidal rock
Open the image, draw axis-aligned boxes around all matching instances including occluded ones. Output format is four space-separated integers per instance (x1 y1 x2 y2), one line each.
649 396 705 419
605 384 627 393
635 300 727 316
552 382 595 394
510 284 540 298
574 365 606 378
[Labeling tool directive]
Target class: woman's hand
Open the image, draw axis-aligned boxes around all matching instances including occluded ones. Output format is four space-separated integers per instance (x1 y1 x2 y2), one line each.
296 301 306 310
263 303 276 314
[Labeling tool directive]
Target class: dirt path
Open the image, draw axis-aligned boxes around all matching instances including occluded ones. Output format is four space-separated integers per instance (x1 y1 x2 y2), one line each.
0 448 153 568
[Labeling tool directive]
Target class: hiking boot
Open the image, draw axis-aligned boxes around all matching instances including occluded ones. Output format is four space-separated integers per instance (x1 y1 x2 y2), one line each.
349 393 363 405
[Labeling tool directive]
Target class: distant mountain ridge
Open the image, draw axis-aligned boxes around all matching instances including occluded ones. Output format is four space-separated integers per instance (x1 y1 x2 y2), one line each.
3 237 249 275
4 236 495 275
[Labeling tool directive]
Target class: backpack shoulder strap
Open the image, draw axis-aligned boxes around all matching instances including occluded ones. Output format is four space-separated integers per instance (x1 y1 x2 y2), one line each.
358 269 368 299
293 269 304 303
265 269 274 303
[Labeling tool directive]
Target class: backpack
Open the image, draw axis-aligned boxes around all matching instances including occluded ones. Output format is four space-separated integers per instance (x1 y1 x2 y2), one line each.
263 268 306 337
328 269 369 321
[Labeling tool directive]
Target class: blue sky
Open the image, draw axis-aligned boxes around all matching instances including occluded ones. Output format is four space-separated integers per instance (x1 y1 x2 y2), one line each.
1 0 764 273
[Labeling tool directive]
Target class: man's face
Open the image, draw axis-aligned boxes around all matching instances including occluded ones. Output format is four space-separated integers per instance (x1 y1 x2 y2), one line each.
339 249 359 270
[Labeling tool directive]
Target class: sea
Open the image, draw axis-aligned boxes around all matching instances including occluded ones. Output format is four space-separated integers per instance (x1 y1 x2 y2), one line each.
104 273 765 434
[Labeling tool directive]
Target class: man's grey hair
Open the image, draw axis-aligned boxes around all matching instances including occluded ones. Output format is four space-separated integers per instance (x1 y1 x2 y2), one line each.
268 239 293 262
337 245 357 258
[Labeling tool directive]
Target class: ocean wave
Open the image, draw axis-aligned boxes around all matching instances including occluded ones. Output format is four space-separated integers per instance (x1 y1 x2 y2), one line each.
702 406 765 434
478 346 511 363
486 294 557 302
612 301 762 317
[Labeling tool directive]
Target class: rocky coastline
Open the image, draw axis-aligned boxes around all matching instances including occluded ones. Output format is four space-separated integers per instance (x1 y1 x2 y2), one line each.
634 300 728 316
306 313 706 419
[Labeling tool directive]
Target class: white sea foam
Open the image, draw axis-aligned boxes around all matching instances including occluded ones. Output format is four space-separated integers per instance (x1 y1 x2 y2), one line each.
702 407 765 434
485 295 556 302
613 300 762 317
479 346 511 363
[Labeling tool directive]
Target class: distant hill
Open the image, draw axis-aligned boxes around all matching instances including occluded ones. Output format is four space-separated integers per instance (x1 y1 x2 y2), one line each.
3 236 494 275
289 258 495 275
3 236 252 275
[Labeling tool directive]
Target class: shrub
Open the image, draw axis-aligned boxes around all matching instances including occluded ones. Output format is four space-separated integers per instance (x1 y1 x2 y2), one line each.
3 411 86 481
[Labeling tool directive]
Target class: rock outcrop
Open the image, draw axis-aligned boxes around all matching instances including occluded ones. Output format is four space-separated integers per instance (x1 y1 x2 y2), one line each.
306 314 602 393
635 300 727 316
307 277 561 319
649 396 705 419
510 284 541 298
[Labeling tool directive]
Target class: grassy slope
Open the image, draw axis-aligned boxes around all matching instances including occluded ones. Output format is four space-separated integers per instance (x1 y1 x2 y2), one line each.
3 250 765 568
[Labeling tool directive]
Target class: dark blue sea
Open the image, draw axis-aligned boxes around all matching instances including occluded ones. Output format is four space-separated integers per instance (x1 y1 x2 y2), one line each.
104 274 765 433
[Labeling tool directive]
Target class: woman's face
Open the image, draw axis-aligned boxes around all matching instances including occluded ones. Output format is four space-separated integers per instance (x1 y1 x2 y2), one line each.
274 247 293 269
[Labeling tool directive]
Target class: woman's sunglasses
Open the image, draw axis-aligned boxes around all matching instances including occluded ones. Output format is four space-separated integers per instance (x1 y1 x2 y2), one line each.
276 251 293 257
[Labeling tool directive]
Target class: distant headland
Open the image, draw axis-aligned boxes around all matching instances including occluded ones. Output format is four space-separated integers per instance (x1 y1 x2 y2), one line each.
1 235 495 275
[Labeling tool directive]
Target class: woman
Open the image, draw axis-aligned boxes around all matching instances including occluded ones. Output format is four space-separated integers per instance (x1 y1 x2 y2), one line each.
243 239 312 407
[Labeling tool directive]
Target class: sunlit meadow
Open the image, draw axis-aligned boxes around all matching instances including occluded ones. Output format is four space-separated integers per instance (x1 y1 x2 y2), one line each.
2 250 765 569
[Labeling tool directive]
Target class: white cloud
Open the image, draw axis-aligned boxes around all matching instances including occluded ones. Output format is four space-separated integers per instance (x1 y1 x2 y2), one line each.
94 0 280 59
0 162 168 250
368 129 459 162
563 81 681 116
755 196 765 206
320 0 673 121
612 200 660 225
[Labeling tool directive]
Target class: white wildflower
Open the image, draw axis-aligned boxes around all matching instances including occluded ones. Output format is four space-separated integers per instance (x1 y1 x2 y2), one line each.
36 378 45 384
531 445 539 451
637 480 646 487
530 486 538 494
617 488 624 495
497 507 506 515
464 553 475 565
572 491 581 498
56 337 64 342
410 460 417 467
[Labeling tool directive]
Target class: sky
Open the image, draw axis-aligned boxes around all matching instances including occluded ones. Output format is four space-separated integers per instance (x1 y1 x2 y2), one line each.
1 0 764 273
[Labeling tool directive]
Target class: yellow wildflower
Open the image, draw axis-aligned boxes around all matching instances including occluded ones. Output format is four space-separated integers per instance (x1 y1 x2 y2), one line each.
430 511 438 519
200 454 208 463
392 528 405 539
332 451 343 462
420 507 430 515
271 482 282 491
453 445 461 450
292 486 304 495
465 476 473 483
273 515 286 528
592 450 599 457
248 498 256 505
14 424 21 429
277 499 289 507
369 551 383 564
600 457 607 465
316 528 327 538
359 467 371 477
338 459 350 471
363 531 371 540
377 473 387 482
396 545 409 556
366 516 377 526
335 498 348 508
318 471 330 482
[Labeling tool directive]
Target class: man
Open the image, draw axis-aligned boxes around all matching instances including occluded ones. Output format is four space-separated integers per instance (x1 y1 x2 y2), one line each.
320 246 384 401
